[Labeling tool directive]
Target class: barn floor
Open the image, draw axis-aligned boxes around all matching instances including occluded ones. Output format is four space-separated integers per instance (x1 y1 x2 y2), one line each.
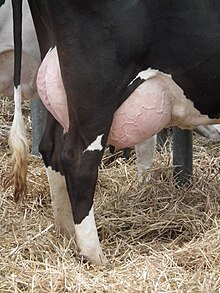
0 96 220 292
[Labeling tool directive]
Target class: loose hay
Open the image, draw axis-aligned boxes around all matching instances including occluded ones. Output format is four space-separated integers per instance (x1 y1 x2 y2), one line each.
1 96 220 292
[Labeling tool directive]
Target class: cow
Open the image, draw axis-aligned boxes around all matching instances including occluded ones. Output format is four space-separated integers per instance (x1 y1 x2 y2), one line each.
1 0 218 187
0 0 219 151
3 0 220 265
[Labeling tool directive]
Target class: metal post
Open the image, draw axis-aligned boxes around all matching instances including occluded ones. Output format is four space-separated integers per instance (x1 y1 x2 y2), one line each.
173 127 193 186
30 97 47 156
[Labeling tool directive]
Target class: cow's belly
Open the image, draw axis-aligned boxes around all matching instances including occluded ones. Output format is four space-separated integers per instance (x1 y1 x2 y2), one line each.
37 47 220 148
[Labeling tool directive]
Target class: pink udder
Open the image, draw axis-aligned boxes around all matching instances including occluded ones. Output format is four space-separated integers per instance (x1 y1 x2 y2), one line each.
37 47 69 131
37 48 172 148
108 77 172 148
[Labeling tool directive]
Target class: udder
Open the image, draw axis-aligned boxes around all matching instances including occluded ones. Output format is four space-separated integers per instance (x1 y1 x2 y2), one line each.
37 47 173 148
108 74 172 148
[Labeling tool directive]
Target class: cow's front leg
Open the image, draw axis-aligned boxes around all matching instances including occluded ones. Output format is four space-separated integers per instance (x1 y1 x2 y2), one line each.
61 133 108 265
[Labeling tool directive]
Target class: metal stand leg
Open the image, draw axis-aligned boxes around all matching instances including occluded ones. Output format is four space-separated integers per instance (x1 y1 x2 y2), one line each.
30 98 47 156
173 127 193 186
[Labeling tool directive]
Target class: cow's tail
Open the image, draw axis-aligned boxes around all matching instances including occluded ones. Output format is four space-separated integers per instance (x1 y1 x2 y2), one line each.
2 0 29 201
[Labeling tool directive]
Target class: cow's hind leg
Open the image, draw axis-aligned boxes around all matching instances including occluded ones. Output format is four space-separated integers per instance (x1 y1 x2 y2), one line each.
61 131 108 265
46 167 74 236
39 113 75 237
135 135 156 183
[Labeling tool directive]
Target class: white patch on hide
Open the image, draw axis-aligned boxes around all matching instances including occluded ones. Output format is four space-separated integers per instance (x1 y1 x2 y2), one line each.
75 207 107 265
46 166 75 236
129 68 170 85
83 134 104 153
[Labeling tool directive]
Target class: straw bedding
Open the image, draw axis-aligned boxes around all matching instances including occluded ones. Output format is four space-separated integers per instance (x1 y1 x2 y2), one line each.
0 96 220 292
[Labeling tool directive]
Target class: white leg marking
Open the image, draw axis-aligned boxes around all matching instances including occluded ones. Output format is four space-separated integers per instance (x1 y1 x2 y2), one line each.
46 167 75 236
75 206 107 265
135 135 156 183
83 134 104 153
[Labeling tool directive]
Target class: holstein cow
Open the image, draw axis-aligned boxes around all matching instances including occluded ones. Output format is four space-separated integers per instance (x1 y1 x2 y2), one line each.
4 0 220 265
1 0 217 192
